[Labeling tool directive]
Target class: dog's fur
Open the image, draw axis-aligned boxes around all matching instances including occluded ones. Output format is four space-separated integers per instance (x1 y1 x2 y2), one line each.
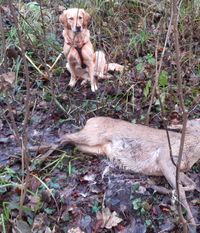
60 8 124 91
60 117 200 228
60 8 97 92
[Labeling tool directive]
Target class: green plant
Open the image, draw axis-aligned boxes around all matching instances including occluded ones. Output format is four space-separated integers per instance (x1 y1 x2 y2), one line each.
136 60 144 72
132 197 151 216
0 213 6 233
143 80 152 99
159 70 169 89
132 182 140 192
128 29 150 56
146 53 156 66
92 201 101 213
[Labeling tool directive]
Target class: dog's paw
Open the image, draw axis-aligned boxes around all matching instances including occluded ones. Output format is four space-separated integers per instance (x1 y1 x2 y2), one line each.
91 83 98 92
81 80 87 86
68 78 77 87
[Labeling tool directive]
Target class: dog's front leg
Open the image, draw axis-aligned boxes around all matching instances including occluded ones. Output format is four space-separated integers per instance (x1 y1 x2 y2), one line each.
88 61 98 92
67 62 78 87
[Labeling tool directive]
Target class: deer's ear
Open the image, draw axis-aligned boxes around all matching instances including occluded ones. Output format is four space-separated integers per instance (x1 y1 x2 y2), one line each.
59 10 71 29
83 10 91 29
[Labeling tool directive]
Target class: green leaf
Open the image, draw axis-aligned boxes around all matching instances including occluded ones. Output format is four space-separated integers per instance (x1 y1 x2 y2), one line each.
44 207 55 214
147 53 156 66
28 33 37 44
145 219 152 226
140 207 146 215
132 198 142 210
143 80 152 98
136 62 144 72
159 71 168 88
132 182 140 192
92 201 101 213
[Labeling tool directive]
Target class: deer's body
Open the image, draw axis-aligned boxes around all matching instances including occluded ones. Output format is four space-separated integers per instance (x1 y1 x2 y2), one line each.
60 117 200 226
61 117 200 176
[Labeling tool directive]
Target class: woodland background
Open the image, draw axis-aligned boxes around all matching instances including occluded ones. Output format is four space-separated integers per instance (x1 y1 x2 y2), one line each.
0 0 199 232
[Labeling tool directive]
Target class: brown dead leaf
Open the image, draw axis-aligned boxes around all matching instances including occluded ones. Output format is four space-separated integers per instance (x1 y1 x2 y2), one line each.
0 5 11 15
96 207 123 229
28 195 41 211
32 213 47 233
0 72 15 91
27 176 41 191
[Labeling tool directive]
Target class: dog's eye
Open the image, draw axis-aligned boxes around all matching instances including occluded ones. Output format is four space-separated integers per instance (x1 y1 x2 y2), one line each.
69 17 73 20
79 16 83 20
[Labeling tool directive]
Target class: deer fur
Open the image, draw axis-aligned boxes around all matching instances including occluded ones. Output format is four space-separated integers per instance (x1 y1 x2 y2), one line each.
59 117 200 227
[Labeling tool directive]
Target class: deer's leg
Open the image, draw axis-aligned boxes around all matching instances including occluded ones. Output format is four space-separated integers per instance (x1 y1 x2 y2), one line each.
159 160 196 227
180 173 200 192
60 131 89 146
77 145 104 155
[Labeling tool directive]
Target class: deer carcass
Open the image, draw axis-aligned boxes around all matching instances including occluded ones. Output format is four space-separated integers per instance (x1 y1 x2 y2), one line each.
59 117 200 227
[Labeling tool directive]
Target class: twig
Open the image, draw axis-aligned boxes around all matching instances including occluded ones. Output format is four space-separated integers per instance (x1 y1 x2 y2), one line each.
146 14 176 166
49 52 63 72
38 1 56 104
4 96 21 146
8 1 31 218
172 0 189 231
0 9 22 146
24 52 45 75
0 7 8 70
146 5 173 125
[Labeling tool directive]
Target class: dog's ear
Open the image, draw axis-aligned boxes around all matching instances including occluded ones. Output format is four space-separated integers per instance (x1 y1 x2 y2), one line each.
83 10 91 29
59 10 71 29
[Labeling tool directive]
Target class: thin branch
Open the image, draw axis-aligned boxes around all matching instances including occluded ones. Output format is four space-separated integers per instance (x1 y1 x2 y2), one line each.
8 1 31 218
0 7 21 146
146 8 176 166
38 1 56 103
146 5 173 124
0 7 8 70
172 0 189 231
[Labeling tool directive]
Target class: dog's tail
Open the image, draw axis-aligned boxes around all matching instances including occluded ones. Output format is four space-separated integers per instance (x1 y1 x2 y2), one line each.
106 63 124 73
94 51 124 79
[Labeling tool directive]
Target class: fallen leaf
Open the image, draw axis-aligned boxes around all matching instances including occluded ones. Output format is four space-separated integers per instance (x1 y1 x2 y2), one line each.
12 219 31 233
28 195 41 211
0 72 15 91
32 213 47 233
97 207 123 229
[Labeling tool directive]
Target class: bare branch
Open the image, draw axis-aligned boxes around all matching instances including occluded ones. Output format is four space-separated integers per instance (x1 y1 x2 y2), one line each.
172 0 191 231
8 0 31 218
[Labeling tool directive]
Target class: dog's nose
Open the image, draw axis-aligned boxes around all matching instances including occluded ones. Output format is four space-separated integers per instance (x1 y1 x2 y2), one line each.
76 26 81 32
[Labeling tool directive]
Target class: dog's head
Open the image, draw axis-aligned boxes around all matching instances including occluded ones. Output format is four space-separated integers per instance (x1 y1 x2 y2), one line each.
59 8 90 33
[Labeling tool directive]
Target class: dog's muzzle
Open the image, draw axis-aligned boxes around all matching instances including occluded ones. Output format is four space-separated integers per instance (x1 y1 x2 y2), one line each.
75 26 82 32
